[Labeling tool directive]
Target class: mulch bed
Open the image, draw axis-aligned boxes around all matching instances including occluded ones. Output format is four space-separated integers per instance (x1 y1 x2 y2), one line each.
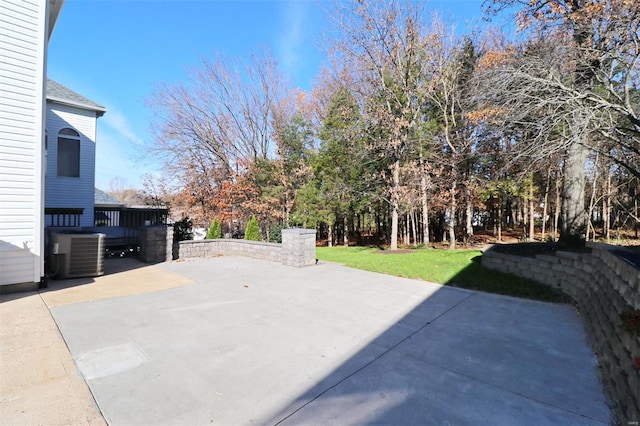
492 242 639 270
610 249 640 268
375 249 416 254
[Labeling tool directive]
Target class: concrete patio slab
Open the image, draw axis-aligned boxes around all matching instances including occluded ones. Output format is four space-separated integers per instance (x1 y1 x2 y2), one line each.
392 291 606 418
47 256 611 425
278 351 604 426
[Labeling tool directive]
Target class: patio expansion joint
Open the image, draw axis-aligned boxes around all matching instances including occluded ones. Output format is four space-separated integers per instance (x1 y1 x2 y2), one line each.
272 291 479 425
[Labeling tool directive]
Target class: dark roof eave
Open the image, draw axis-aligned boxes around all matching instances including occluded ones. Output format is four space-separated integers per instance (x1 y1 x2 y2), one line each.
47 96 106 117
95 203 124 208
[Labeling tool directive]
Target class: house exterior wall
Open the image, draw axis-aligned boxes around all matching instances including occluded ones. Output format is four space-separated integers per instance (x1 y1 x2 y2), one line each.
45 103 97 227
0 0 48 288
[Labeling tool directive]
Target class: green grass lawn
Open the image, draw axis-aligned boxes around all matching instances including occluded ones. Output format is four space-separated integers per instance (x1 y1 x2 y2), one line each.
316 246 571 303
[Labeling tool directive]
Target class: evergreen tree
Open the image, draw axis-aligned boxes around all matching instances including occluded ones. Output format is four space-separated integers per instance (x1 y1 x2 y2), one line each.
268 223 284 243
206 218 222 239
244 216 261 241
313 86 369 246
173 216 194 242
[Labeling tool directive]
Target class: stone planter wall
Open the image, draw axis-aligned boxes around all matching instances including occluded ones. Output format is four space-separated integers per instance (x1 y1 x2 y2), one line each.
178 229 317 267
179 239 282 263
482 242 639 423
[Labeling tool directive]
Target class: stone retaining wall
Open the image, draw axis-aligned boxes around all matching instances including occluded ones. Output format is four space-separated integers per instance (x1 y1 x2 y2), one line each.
482 242 639 423
178 229 317 267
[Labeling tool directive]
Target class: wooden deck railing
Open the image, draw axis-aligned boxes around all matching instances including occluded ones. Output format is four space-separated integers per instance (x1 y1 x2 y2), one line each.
45 208 83 227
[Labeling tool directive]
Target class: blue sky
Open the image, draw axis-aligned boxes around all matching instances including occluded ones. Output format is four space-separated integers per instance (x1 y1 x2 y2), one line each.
47 0 490 191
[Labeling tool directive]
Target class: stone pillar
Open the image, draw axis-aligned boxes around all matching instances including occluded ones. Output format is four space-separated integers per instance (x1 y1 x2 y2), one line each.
281 228 316 267
139 226 170 263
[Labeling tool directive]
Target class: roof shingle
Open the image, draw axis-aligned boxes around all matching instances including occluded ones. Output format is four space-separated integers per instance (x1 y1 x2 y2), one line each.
95 188 124 207
46 79 106 115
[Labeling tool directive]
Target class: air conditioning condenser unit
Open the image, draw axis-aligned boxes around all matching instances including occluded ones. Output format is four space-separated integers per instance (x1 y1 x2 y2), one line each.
51 232 105 278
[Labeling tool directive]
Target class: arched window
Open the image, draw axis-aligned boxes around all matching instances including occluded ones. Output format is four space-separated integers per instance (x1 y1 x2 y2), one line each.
57 128 80 177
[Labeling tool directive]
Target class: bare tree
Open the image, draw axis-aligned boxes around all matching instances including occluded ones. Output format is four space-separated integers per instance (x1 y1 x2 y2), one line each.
149 51 285 168
147 50 287 223
421 24 483 249
107 177 145 206
330 0 432 250
483 0 640 245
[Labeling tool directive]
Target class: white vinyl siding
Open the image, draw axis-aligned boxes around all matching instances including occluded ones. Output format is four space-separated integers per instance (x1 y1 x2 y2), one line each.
0 0 47 286
45 104 97 227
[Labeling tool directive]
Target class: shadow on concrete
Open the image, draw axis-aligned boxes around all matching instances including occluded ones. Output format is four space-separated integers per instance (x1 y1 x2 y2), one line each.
261 260 610 425
42 257 149 293
1 257 150 304
443 254 572 303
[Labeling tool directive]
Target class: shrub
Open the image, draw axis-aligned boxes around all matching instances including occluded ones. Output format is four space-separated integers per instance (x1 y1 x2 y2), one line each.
173 216 193 242
244 216 261 241
206 218 222 239
268 223 284 243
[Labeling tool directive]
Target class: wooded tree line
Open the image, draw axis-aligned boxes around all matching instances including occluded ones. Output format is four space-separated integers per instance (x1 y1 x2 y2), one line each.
146 0 639 249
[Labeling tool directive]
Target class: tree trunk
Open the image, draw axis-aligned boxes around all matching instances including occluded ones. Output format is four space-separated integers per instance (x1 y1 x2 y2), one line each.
343 215 348 247
411 210 417 246
420 165 430 244
448 171 457 250
328 224 333 247
465 185 473 244
604 171 611 241
586 157 599 241
283 193 290 228
506 197 515 227
522 197 528 237
528 196 536 242
390 159 400 250
553 175 562 242
635 188 639 239
560 141 589 246
528 184 535 242
497 202 503 242
541 168 551 241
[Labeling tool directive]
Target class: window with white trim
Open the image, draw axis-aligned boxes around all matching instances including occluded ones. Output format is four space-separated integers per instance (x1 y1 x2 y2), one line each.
57 128 80 177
